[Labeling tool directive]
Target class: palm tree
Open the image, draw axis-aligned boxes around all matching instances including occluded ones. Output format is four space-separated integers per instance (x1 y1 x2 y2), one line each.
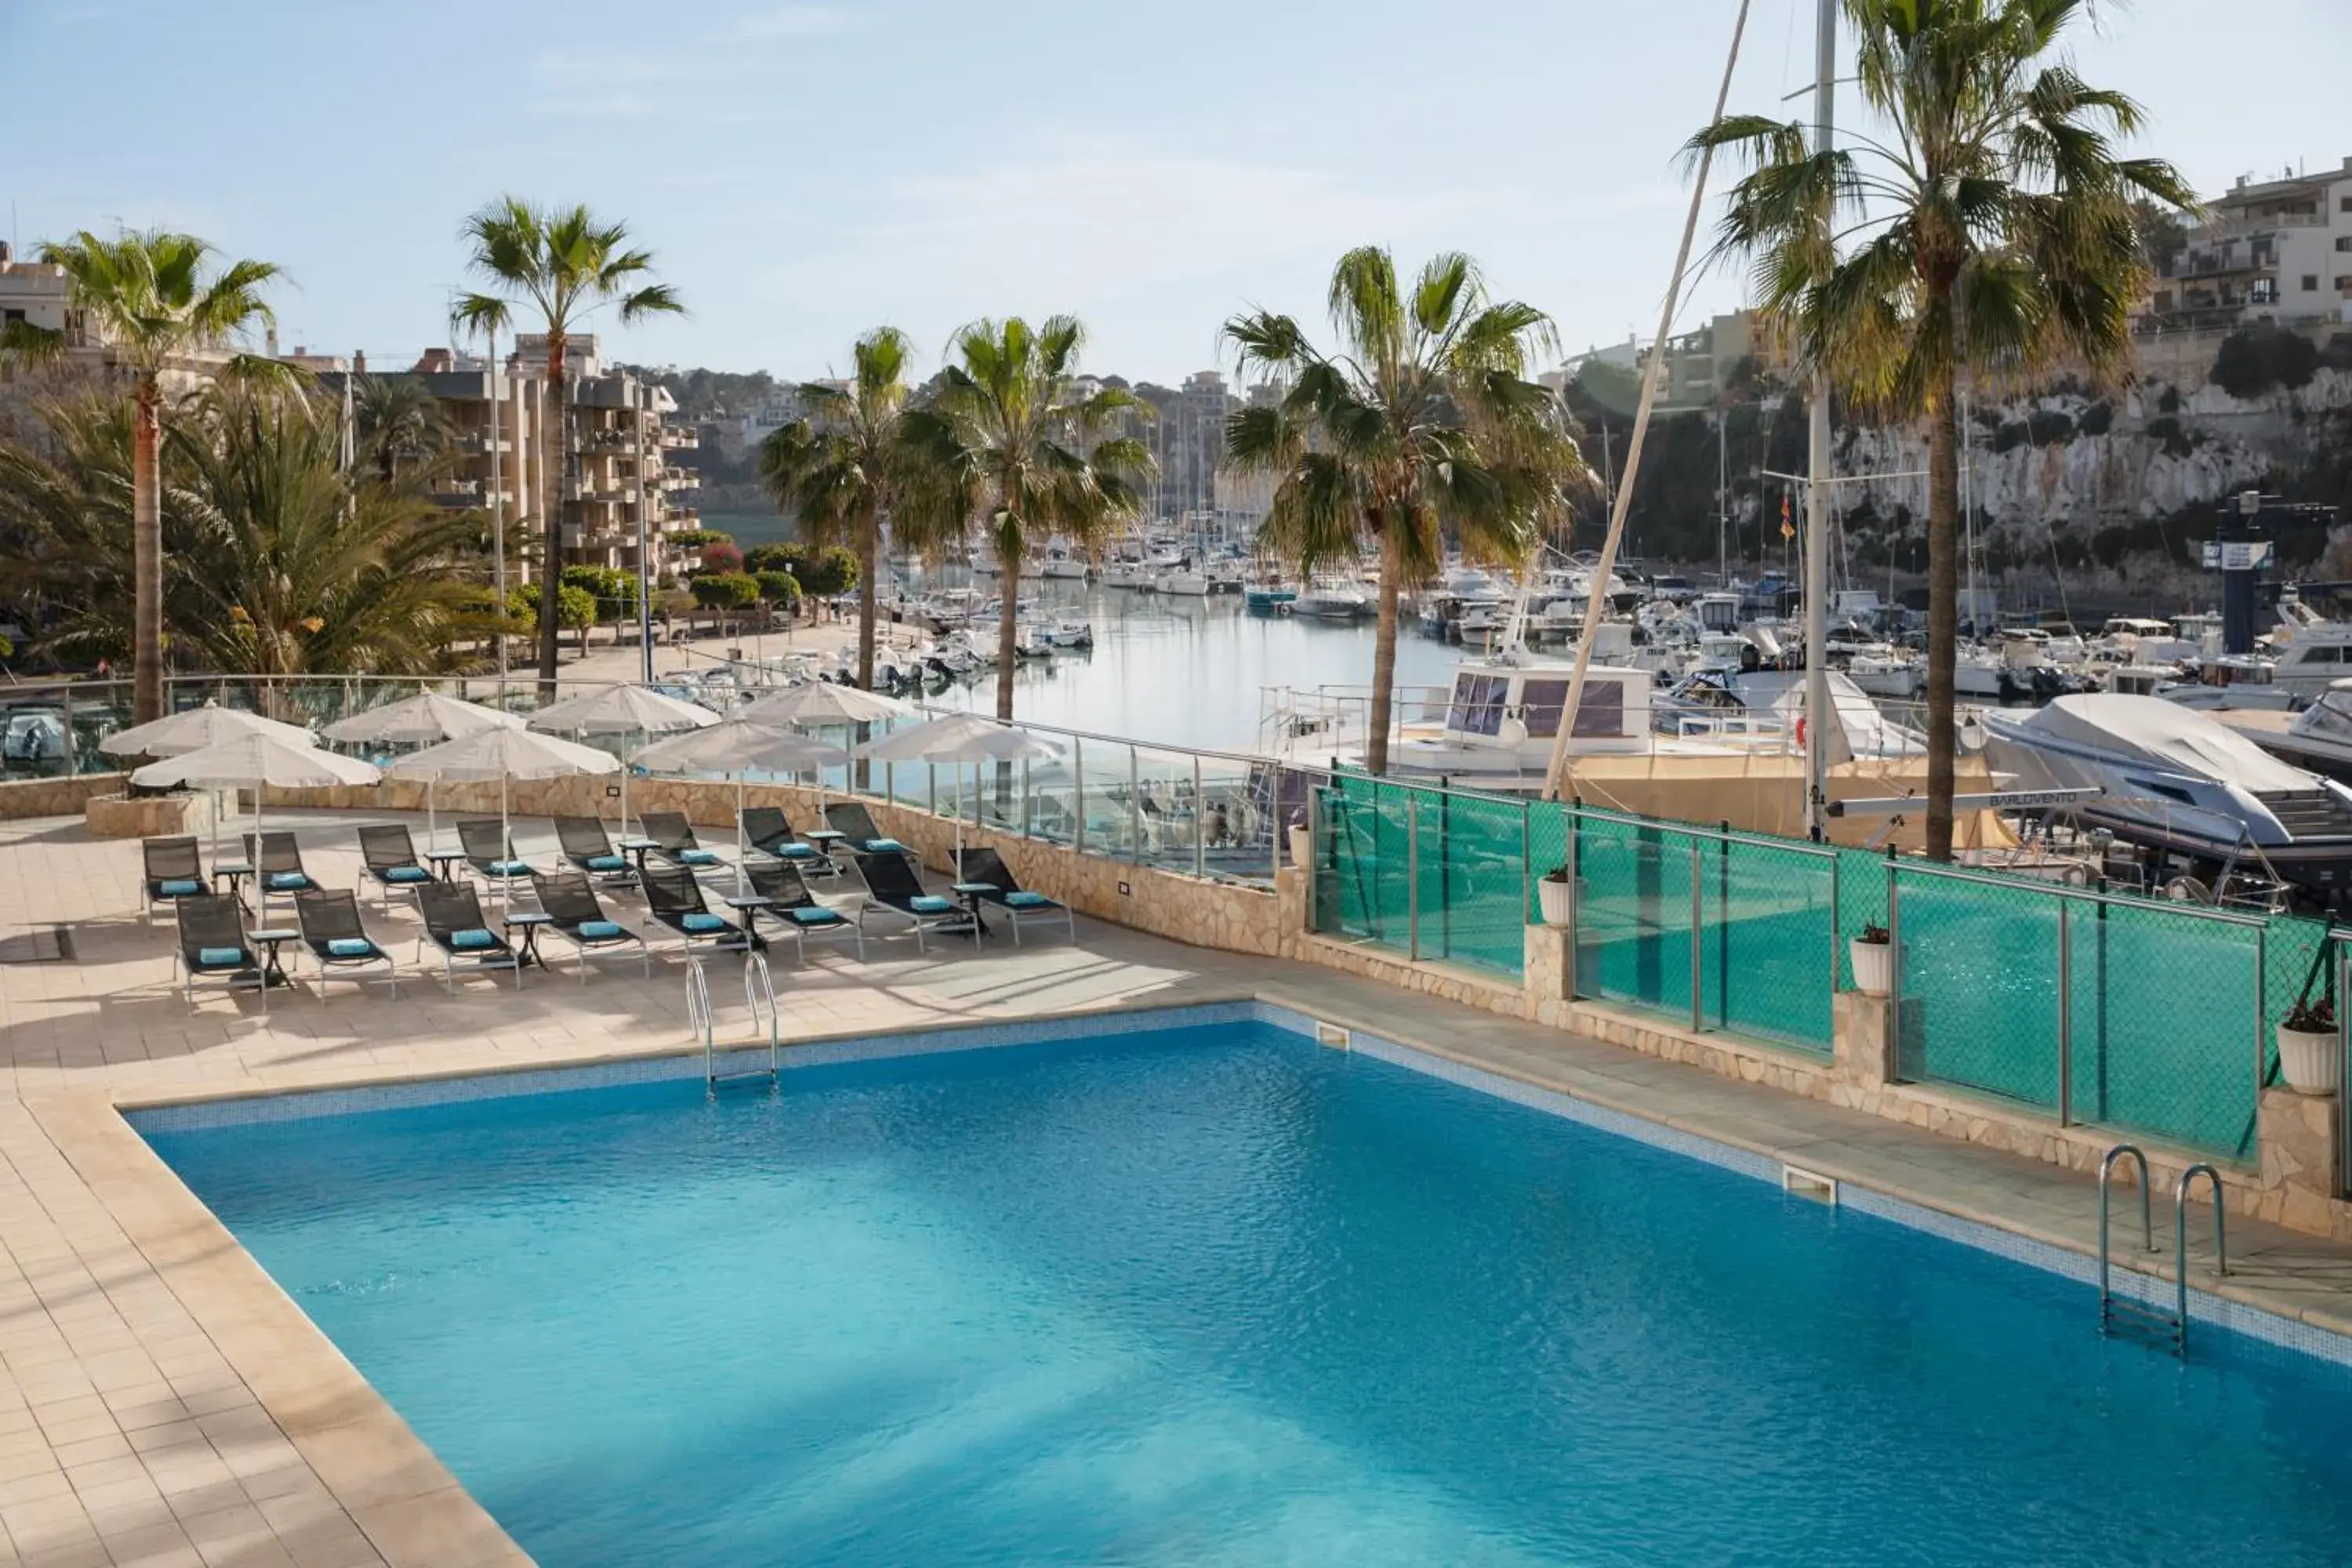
1224 247 1585 774
0 395 152 666
168 389 503 677
0 230 288 721
452 198 683 696
1692 0 2194 858
757 327 916 691
352 372 450 484
898 318 1151 721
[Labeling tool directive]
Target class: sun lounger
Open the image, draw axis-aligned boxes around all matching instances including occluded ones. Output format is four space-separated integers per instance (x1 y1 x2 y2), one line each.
143 835 211 920
456 818 539 891
292 887 397 1001
742 858 862 963
640 811 727 873
358 823 434 909
531 870 651 982
954 846 1075 946
639 861 755 955
851 849 977 952
822 800 909 858
172 893 256 1005
554 815 633 884
740 805 835 875
415 879 519 991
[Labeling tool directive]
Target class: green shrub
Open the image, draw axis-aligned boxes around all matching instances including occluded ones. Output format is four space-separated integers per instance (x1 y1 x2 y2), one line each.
2213 325 2320 400
689 572 760 611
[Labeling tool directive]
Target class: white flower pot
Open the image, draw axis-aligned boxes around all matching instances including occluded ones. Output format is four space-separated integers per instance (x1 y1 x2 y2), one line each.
1537 877 1573 926
1287 826 1312 866
2277 1025 2340 1096
1850 938 1894 997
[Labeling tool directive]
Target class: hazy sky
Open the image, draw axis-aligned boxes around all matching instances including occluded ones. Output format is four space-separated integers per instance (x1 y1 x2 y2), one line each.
5 0 2346 386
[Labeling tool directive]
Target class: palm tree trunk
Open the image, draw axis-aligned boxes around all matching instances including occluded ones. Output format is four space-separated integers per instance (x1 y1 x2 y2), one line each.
1924 365 1961 861
130 380 164 725
1366 525 1401 775
538 334 568 699
855 522 878 691
994 543 1019 723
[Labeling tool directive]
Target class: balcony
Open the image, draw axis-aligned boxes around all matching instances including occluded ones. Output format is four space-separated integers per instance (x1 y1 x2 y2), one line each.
659 428 699 449
451 433 513 456
575 430 633 454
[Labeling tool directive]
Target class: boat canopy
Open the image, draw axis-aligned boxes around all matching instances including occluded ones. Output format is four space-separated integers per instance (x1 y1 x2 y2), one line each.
2019 694 2315 793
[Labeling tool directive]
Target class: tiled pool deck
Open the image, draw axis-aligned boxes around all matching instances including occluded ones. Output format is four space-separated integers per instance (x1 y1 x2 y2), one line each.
8 807 2352 1566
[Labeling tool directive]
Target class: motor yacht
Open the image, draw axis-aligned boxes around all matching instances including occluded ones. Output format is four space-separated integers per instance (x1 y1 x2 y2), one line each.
1293 580 1372 620
2224 679 2352 785
1980 693 2352 903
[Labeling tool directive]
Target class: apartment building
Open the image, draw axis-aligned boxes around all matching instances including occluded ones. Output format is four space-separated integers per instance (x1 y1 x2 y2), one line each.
317 336 700 583
0 243 236 441
1135 370 1235 522
2143 158 2352 332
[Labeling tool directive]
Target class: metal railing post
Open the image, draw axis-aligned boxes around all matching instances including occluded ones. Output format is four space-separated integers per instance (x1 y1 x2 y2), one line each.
1305 783 1320 933
1269 761 1283 879
1192 754 1204 878
60 688 76 778
1073 739 1087 854
2254 924 2269 1138
1827 850 1840 1006
1566 803 1581 1000
927 763 936 817
1129 747 1141 865
1520 800 1532 924
1021 757 1031 840
1406 793 1421 961
1689 837 1704 1032
2057 902 2073 1127
1886 855 1903 1076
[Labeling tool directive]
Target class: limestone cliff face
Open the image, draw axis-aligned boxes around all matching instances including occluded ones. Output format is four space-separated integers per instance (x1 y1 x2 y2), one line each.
1830 368 2352 532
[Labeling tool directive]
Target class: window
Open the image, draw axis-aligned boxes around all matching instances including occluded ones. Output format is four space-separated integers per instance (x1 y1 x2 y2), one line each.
2153 290 2174 311
2304 275 2321 292
1520 680 1569 739
0 310 22 326
1570 684 1625 739
2341 196 2352 212
2338 236 2352 252
1447 674 1508 737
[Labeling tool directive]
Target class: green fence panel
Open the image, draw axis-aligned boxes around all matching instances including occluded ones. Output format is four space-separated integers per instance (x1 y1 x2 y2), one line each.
1421 789 1530 977
1706 838 1835 1054
1833 845 1893 991
2067 900 2263 1161
1575 814 1696 1021
1894 869 2062 1111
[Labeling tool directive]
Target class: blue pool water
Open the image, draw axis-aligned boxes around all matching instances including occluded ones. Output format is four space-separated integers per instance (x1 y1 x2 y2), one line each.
147 1022 2352 1566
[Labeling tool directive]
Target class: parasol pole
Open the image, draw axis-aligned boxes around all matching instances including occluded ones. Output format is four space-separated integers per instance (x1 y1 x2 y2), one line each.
736 772 750 898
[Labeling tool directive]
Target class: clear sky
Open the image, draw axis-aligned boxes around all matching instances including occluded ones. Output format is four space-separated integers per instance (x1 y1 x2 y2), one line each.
5 0 2347 387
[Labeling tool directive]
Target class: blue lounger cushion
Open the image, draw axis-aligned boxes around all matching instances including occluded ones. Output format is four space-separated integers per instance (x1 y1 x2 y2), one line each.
584 855 626 872
1003 891 1056 909
681 912 728 934
677 848 719 866
788 907 844 926
196 946 245 967
382 866 430 884
907 895 954 915
488 859 532 876
450 927 498 950
158 878 204 896
863 837 905 853
579 920 624 940
326 938 374 958
267 871 310 891
775 844 818 859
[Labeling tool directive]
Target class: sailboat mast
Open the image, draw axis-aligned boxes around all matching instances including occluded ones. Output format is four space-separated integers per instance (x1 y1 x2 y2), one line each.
1802 0 1836 840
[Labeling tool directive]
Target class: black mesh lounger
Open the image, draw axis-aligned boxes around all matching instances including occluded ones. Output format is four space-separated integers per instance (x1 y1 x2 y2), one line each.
851 850 976 953
456 818 539 890
822 800 909 858
172 893 255 1005
554 816 634 884
638 861 755 955
742 858 862 963
531 870 651 982
292 887 397 1001
955 846 1075 947
143 835 211 920
415 879 519 991
640 811 727 873
358 823 433 909
740 805 833 875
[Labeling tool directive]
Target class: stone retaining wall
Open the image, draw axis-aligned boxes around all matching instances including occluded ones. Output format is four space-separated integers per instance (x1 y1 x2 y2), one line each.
0 771 132 822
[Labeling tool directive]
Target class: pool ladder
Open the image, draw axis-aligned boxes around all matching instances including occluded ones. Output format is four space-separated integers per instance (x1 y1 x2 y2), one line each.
2097 1144 2227 1357
686 953 780 1094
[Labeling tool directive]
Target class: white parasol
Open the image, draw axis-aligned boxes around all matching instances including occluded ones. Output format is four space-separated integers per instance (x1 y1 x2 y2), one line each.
130 735 381 916
322 692 523 850
634 720 850 894
387 727 620 913
857 713 1062 861
526 684 718 838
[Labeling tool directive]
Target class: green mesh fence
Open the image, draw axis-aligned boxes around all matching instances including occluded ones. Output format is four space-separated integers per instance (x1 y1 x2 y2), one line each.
1312 777 2328 1155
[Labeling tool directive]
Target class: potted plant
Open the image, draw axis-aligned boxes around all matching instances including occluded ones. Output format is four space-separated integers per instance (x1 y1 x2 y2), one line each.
2278 998 2339 1096
1286 809 1312 869
1850 921 1894 997
1537 865 1574 926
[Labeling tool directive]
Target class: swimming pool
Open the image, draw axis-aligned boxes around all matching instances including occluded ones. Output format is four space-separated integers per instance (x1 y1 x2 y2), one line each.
143 1011 2352 1566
